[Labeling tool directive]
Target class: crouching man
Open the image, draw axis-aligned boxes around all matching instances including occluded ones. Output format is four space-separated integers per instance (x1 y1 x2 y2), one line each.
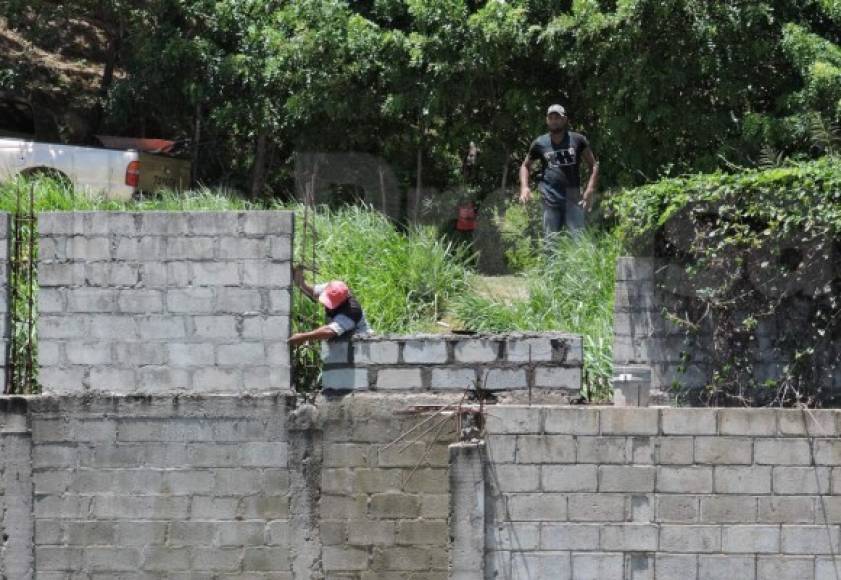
288 266 371 346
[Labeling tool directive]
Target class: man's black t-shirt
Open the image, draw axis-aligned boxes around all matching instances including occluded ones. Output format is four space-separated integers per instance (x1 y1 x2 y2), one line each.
528 131 590 207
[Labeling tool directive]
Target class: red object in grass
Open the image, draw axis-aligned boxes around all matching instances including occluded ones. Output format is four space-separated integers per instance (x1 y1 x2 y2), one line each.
456 203 477 231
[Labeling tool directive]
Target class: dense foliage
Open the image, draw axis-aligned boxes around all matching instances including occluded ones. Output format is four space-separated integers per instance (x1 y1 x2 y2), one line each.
2 0 840 203
607 156 841 406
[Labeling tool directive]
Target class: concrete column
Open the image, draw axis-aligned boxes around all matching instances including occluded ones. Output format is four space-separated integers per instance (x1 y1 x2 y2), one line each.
1 398 32 580
449 441 485 580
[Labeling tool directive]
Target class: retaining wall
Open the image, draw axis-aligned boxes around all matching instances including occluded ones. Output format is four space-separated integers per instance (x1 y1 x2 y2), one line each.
484 405 841 579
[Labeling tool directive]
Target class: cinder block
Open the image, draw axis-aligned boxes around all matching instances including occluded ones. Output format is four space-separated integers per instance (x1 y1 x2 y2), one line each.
659 525 721 553
167 343 215 367
657 466 713 493
403 340 448 364
534 366 581 390
507 337 553 362
138 315 188 339
695 437 753 465
700 496 757 523
714 466 772 494
755 438 813 465
188 211 239 234
88 368 136 391
782 525 841 554
114 236 164 261
658 437 693 464
577 437 628 464
601 524 658 551
774 466 831 494
453 339 499 363
699 555 755 579
486 522 539 550
217 343 266 365
757 556 814 578
656 495 699 523
482 368 528 390
322 368 369 390
541 523 600 550
722 525 780 553
368 493 420 518
719 409 777 436
66 288 116 312
117 289 163 313
568 494 626 522
600 408 658 435
354 340 400 365
217 237 268 259
512 552 571 580
517 435 576 464
655 554 698 580
508 493 568 521
269 235 292 260
544 408 599 434
778 410 839 437
66 236 111 261
572 553 624 580
484 406 542 434
599 465 656 492
165 236 214 259
430 368 476 390
192 367 242 391
216 288 262 313
242 211 294 235
192 316 238 339
65 341 112 365
375 368 423 390
759 496 816 524
191 261 240 286
242 261 291 287
661 409 717 435
166 288 215 313
489 463 540 492
139 212 189 235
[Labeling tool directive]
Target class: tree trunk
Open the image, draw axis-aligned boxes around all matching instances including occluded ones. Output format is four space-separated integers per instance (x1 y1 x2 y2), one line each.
250 130 269 199
191 102 202 186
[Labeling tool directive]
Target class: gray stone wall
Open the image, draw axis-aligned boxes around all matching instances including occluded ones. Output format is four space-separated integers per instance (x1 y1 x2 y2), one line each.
37 211 293 394
321 333 583 396
484 405 841 580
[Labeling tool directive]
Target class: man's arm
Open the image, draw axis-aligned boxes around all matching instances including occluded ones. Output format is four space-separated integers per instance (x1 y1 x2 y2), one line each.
580 147 600 212
288 325 337 346
519 155 534 203
293 266 316 300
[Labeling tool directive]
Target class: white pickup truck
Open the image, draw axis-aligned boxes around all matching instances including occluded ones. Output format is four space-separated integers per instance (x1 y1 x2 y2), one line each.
0 136 190 200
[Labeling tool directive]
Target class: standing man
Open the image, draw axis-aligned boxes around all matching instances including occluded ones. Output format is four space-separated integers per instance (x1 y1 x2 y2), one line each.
288 266 371 346
519 104 599 241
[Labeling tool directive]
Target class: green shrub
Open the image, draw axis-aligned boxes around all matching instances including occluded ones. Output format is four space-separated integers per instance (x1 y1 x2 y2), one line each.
451 230 621 400
606 156 841 406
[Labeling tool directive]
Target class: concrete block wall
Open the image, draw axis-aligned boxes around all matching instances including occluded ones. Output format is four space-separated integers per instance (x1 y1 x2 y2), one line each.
29 395 293 578
322 333 583 396
37 211 293 394
484 405 841 580
0 398 33 580
317 395 455 579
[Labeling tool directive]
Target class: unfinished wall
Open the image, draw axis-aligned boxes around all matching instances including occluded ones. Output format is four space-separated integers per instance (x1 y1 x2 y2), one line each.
484 405 841 580
321 333 582 396
613 256 841 403
37 211 293 394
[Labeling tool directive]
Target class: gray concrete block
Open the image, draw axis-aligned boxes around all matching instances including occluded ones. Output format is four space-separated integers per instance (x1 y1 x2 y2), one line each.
517 435 576 464
698 555 755 580
375 368 423 390
167 343 216 367
657 466 714 493
354 341 400 365
217 237 268 259
661 409 717 435
116 289 163 313
192 315 238 339
719 409 777 436
694 437 753 465
482 368 528 390
534 366 581 390
507 337 553 362
191 261 240 286
567 494 626 522
600 408 659 435
659 525 721 553
714 466 772 494
601 524 658 551
217 342 267 366
166 288 215 313
572 553 623 580
321 340 350 364
403 340 448 364
66 288 116 312
242 261 291 287
188 211 240 234
545 408 599 434
722 525 780 553
65 341 112 365
508 493 568 521
782 525 841 554
755 438 813 465
454 339 499 363
759 496 816 524
656 495 700 523
269 235 292 260
577 436 628 464
541 523 600 550
700 496 758 523
658 437 694 464
541 465 598 492
774 466 831 494
269 289 292 314
216 288 262 313
322 368 369 390
599 465 656 492
242 211 294 235
138 315 188 339
429 368 476 390
139 212 190 235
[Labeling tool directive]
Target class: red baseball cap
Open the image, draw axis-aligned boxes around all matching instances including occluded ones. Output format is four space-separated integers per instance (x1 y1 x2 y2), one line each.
319 281 349 309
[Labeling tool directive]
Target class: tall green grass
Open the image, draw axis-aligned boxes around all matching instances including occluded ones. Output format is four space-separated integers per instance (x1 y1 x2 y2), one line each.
451 231 621 400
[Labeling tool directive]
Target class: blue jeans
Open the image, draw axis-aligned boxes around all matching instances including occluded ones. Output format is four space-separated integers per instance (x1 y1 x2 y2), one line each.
542 187 585 247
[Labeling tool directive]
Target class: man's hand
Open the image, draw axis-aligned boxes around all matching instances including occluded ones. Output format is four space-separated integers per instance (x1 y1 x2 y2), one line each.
288 332 308 347
519 188 532 204
579 189 595 212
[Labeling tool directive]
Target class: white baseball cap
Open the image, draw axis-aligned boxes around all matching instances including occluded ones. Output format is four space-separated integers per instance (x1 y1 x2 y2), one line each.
547 104 567 117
